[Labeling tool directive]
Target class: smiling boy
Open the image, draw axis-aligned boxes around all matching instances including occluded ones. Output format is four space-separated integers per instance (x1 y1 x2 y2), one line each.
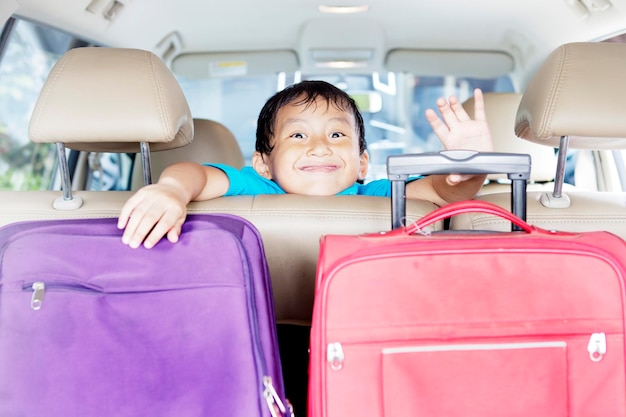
118 80 493 249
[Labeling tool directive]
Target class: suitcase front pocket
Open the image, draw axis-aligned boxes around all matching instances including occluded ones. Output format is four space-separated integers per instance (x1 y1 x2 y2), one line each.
382 341 568 417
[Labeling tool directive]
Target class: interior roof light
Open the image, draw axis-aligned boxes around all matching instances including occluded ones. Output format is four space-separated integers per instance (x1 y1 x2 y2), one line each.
318 5 370 14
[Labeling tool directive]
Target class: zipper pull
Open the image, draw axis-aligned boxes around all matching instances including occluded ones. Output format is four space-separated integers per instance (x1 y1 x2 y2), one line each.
31 282 46 311
263 376 286 417
587 332 607 362
327 342 344 371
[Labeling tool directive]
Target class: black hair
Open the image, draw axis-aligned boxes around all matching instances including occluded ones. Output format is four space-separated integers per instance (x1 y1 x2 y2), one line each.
255 80 367 155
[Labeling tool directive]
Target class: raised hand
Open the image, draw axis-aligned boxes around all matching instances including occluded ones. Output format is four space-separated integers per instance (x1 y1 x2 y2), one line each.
425 88 494 153
425 88 494 185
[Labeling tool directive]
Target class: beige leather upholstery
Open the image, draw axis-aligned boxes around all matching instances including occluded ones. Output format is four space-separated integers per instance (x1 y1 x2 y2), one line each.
452 42 626 238
0 191 437 323
187 118 245 169
131 118 245 189
5 46 440 324
452 191 626 234
29 47 193 153
462 92 557 187
516 42 626 149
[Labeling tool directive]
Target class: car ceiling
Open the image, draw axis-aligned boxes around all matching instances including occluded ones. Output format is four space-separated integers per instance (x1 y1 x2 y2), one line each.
8 0 626 88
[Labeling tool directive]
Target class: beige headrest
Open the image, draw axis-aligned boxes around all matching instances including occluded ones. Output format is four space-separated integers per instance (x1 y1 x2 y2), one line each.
463 92 557 182
189 119 245 168
131 118 245 189
29 47 193 153
516 42 626 149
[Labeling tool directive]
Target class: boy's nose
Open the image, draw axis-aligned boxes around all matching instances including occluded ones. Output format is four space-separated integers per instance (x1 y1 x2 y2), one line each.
307 135 332 156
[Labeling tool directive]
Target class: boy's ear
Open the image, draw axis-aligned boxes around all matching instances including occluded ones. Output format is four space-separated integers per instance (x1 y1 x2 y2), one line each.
358 150 369 180
252 151 273 179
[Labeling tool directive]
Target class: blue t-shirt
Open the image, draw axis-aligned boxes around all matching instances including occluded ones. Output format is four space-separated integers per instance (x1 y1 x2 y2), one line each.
208 163 393 197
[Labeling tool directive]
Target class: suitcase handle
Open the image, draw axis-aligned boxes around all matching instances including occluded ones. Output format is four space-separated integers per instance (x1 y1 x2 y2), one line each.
388 151 531 230
404 200 534 235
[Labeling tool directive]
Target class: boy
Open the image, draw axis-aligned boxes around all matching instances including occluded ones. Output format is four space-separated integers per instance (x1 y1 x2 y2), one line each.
118 80 493 249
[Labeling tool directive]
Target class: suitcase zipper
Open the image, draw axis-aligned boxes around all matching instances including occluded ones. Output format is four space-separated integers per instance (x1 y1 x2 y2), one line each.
264 376 289 417
30 281 45 310
587 332 607 362
327 334 609 371
239 251 289 417
380 336 608 363
381 341 567 354
327 342 345 370
26 280 102 311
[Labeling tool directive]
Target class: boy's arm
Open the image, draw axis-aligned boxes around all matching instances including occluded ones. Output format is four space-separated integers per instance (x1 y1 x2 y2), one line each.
118 162 229 249
405 174 486 206
407 88 493 204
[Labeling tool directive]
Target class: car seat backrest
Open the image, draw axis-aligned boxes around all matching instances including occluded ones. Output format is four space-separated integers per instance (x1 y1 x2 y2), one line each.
452 42 626 237
131 118 245 189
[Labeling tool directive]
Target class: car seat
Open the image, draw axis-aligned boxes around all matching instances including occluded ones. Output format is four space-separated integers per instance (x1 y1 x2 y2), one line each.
452 42 626 237
130 117 245 190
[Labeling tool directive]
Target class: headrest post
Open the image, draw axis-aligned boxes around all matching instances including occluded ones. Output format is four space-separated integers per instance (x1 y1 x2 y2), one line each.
140 141 153 185
612 150 626 191
55 142 73 201
51 142 83 210
553 136 570 199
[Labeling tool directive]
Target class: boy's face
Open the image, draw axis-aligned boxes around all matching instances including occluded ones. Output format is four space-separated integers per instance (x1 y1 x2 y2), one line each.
252 97 369 195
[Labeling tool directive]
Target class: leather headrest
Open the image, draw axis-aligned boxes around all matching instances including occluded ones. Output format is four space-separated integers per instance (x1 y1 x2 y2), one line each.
131 118 245 189
516 42 626 149
187 118 245 169
29 47 193 153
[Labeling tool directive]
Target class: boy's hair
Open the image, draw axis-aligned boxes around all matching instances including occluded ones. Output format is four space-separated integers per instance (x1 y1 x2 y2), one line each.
255 80 367 155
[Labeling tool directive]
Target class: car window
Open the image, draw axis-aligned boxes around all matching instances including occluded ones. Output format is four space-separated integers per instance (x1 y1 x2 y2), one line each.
0 18 77 190
0 17 134 192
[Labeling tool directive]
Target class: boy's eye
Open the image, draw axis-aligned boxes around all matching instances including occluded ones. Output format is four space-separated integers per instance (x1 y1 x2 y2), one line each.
330 132 345 139
291 133 306 139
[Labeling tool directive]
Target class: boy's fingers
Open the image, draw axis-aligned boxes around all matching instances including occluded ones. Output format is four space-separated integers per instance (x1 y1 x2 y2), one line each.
119 189 152 241
471 88 487 122
118 184 187 249
166 229 180 244
117 213 129 230
448 95 471 123
123 212 157 249
166 221 184 244
142 221 170 249
121 200 164 248
118 193 142 229
436 97 461 129
446 174 475 185
120 207 142 246
425 108 450 142
141 209 186 249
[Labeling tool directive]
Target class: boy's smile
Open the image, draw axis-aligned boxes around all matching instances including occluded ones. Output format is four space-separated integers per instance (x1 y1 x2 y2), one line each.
252 96 369 195
298 164 340 172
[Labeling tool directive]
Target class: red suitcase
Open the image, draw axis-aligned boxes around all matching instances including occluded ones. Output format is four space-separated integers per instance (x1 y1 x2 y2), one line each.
309 151 626 417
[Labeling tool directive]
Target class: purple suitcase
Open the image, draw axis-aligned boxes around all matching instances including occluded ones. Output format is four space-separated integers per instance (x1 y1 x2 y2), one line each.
0 214 289 417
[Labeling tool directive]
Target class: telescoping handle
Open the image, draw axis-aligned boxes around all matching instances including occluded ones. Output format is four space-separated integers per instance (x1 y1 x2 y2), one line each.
387 150 531 231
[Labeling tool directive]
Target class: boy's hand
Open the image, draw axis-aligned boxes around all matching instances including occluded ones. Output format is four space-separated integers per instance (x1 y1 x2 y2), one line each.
425 88 494 185
117 163 228 248
117 183 188 249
